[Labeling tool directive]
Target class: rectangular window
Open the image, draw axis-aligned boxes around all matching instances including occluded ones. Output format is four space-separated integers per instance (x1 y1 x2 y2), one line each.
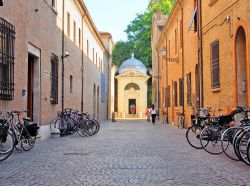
175 29 177 54
187 73 192 106
51 54 58 104
174 81 178 107
67 12 70 37
78 28 81 47
0 18 15 100
166 85 170 107
179 78 184 106
73 21 76 43
211 40 220 89
96 53 97 65
70 75 73 93
51 0 56 8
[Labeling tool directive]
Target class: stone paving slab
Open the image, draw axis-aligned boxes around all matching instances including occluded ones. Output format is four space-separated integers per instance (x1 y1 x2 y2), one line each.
0 120 250 186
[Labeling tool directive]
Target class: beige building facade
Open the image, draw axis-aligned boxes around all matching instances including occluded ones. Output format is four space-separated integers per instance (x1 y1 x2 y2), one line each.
115 56 149 118
0 0 112 139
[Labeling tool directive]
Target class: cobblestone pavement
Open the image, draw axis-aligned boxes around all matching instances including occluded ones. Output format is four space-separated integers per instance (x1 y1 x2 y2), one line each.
1 120 250 186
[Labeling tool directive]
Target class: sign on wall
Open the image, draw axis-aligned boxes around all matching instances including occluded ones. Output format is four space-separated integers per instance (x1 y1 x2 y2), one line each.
101 74 106 102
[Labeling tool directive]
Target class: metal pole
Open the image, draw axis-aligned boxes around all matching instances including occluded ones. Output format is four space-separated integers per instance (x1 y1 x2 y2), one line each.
61 0 65 112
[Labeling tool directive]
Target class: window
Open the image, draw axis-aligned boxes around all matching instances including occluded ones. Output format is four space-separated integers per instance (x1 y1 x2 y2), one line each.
188 1 197 32
96 53 97 65
78 28 81 47
51 0 56 8
67 12 70 37
180 20 183 49
166 86 170 107
50 54 58 104
70 75 73 93
179 78 184 106
174 81 178 107
187 73 192 105
0 18 15 100
175 29 177 54
211 40 220 89
73 21 76 43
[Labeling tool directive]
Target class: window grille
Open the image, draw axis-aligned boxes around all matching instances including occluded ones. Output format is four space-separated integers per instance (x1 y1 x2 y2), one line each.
166 85 170 107
50 54 58 104
179 78 184 106
187 73 192 106
0 18 15 100
211 40 220 89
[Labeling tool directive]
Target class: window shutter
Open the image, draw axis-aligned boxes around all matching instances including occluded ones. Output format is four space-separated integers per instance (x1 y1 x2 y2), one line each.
211 40 220 88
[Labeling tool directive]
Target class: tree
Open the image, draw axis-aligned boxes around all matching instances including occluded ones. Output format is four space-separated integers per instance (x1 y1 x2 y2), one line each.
112 0 175 71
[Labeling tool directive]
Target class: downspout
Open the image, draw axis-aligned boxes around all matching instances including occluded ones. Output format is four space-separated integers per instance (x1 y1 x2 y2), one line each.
178 0 185 125
156 48 160 110
163 33 168 123
81 13 86 112
198 0 204 108
61 0 65 112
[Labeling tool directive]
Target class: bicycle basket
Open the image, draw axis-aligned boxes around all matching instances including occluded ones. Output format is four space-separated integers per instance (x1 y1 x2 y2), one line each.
25 123 40 137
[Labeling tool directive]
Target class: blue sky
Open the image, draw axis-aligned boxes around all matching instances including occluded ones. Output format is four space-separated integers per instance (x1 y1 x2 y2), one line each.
84 0 149 42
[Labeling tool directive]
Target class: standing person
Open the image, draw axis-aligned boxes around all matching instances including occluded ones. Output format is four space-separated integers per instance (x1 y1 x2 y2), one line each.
162 107 167 124
150 104 157 125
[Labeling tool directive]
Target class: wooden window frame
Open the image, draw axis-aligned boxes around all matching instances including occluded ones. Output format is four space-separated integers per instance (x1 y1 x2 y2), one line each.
210 40 220 89
187 73 192 106
50 54 59 104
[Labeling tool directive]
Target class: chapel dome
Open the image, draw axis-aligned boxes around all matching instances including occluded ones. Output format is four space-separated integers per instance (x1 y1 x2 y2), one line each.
118 54 147 75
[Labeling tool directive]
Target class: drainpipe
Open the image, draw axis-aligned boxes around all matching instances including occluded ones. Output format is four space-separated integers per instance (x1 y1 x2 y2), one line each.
156 48 160 111
61 0 65 112
198 0 204 108
177 0 185 124
81 13 86 112
163 33 169 123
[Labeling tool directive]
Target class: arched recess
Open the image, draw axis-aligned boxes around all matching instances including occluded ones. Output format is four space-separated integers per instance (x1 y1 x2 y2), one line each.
93 84 96 118
236 27 248 107
125 83 140 90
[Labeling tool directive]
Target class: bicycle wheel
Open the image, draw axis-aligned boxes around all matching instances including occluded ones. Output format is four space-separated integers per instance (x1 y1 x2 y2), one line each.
0 131 15 162
186 124 205 149
21 136 36 151
221 127 241 161
237 130 250 165
50 118 61 134
200 126 224 155
233 129 245 161
246 139 250 164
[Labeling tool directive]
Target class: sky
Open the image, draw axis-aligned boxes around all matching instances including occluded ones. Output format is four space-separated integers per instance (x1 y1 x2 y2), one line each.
84 0 149 42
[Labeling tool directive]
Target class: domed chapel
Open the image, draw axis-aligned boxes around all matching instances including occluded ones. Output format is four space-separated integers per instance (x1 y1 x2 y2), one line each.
115 54 149 118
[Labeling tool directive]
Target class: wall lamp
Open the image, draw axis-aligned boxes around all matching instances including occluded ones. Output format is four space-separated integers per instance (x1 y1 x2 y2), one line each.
61 51 70 59
161 47 179 63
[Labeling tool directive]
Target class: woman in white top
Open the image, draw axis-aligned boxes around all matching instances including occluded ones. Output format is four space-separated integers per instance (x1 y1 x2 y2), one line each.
150 104 157 125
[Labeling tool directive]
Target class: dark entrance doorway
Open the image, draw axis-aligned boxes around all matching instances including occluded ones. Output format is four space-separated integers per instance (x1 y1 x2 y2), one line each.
27 55 35 121
128 99 136 114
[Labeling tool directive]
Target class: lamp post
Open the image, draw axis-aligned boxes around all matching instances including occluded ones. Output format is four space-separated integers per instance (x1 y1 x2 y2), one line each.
61 52 69 112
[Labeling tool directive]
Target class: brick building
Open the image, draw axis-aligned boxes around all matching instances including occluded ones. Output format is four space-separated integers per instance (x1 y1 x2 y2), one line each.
152 0 250 127
0 0 113 139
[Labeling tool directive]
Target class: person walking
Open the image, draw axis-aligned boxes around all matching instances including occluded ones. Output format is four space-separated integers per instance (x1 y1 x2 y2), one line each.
150 104 157 125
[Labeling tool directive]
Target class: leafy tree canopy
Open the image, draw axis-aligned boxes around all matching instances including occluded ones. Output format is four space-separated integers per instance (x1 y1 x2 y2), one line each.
112 0 175 72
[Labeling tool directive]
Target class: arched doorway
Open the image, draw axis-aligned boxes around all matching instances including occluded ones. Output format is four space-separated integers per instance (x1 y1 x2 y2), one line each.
93 84 96 118
124 83 140 115
97 86 100 120
236 27 248 107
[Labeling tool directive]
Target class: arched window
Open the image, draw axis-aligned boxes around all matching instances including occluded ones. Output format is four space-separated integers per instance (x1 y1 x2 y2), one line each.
125 83 140 90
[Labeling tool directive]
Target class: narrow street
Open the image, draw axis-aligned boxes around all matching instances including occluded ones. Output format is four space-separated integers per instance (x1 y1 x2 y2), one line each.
0 120 250 186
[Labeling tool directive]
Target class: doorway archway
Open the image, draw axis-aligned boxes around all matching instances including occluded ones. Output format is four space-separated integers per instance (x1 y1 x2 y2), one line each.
236 27 248 107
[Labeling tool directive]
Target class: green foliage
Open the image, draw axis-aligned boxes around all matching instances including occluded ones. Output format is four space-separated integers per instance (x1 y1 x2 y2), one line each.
112 0 175 71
